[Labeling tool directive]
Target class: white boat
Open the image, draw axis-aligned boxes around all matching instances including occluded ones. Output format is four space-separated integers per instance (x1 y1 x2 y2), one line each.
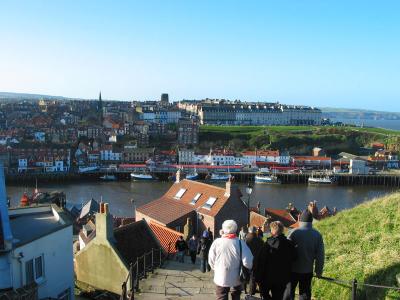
186 170 199 180
210 173 230 181
130 173 154 181
100 174 117 181
308 175 336 185
255 174 281 184
79 166 99 173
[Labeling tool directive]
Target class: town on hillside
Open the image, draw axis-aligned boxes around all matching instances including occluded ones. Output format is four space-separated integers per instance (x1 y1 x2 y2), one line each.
0 94 399 184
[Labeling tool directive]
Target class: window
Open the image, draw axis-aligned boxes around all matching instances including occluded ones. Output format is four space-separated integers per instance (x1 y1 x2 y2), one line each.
25 255 44 284
35 256 43 279
174 188 187 199
190 193 202 205
203 197 217 210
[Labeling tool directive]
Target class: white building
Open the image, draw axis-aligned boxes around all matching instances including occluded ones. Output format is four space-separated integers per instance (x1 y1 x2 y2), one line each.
178 149 195 164
0 169 74 299
18 158 28 172
100 148 122 162
350 159 370 174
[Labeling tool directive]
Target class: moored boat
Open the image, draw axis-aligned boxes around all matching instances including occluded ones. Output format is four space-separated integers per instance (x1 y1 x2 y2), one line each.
130 173 155 181
100 174 117 181
308 174 336 185
210 173 230 181
186 172 199 180
255 174 281 184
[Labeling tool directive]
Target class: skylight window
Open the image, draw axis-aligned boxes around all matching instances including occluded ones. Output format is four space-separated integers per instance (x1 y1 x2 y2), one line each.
203 197 217 209
174 188 187 199
190 193 202 205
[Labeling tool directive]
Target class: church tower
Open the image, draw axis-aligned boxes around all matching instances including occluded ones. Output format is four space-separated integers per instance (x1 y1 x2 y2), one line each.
98 91 103 124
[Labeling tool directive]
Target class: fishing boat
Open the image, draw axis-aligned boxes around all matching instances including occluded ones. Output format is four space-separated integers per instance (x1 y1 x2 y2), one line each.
100 174 117 181
210 173 230 181
186 172 199 180
186 168 199 180
130 173 155 181
308 173 336 185
255 174 281 184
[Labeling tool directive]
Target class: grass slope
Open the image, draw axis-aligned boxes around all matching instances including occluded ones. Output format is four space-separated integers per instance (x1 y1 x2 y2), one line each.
312 193 400 300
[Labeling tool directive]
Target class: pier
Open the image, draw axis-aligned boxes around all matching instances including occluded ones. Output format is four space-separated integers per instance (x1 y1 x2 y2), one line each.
6 167 400 187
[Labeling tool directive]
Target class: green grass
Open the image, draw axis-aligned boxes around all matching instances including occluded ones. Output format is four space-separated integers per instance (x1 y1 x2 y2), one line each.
312 193 400 300
200 125 400 136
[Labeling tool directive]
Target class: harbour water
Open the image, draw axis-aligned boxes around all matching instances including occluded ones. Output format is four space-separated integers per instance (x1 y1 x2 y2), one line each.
6 181 398 217
331 118 400 131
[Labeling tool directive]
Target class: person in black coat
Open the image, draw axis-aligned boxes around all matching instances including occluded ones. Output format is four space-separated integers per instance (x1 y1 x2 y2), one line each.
254 221 296 300
175 236 187 263
197 231 212 272
245 226 264 295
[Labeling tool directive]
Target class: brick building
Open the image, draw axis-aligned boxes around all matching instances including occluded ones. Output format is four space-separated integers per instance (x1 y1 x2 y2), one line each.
135 174 248 237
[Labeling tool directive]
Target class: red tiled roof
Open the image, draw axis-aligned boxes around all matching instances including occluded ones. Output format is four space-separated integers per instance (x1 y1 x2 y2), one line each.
114 220 161 265
148 221 181 254
250 211 268 228
136 179 241 224
136 197 194 225
265 208 297 228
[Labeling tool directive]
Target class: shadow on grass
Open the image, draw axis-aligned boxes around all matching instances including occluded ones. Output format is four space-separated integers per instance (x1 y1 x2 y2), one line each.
360 263 400 300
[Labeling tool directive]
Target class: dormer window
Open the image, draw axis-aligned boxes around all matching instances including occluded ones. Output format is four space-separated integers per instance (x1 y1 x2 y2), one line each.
190 193 202 205
203 197 217 210
174 188 187 199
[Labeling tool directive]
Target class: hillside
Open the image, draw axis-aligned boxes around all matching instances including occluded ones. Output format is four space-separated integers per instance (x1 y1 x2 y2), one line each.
312 192 400 299
199 125 400 154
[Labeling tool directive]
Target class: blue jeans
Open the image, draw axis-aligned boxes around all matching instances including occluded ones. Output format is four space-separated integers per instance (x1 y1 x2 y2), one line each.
177 251 185 263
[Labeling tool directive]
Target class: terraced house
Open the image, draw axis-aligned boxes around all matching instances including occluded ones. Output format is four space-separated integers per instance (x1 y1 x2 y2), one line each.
135 173 248 237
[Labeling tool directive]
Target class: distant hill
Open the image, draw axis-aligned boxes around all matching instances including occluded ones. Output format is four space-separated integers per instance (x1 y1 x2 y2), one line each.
0 91 75 101
321 107 400 120
313 192 400 299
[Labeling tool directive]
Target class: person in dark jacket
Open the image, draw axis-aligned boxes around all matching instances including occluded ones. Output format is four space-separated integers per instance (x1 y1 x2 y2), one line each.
245 226 264 295
175 236 187 263
188 234 199 264
283 207 324 300
197 231 212 272
255 221 296 300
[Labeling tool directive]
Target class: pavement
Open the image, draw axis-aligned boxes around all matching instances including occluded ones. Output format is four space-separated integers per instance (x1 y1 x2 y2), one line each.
135 258 265 300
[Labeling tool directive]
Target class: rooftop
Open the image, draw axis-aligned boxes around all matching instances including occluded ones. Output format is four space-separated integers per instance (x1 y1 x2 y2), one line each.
9 205 71 247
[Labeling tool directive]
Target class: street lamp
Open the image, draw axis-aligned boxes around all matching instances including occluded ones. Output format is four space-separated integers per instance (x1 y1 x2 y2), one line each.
246 182 253 225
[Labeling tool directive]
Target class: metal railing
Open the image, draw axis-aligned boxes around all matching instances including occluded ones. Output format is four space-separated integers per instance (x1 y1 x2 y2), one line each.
120 247 164 300
317 276 400 300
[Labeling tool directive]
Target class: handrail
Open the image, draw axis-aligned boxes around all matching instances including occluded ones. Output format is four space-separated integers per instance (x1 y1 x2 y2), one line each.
120 247 166 300
316 275 400 300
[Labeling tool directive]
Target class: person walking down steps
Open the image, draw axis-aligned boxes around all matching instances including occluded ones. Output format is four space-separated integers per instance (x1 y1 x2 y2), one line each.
209 220 253 300
198 230 212 272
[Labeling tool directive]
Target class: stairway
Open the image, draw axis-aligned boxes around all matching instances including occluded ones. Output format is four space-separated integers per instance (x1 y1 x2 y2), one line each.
134 258 266 299
135 258 215 299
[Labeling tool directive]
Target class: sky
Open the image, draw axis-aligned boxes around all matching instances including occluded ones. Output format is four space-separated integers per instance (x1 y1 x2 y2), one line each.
0 1 400 111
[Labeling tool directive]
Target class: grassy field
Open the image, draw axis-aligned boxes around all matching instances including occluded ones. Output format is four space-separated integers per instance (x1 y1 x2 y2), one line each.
198 125 400 154
312 192 400 300
200 125 400 136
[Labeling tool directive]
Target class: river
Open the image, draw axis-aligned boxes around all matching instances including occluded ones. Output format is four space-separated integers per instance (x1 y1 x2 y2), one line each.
5 181 398 217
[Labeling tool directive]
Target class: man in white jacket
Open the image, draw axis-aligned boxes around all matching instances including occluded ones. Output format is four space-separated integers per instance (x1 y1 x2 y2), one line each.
208 220 253 300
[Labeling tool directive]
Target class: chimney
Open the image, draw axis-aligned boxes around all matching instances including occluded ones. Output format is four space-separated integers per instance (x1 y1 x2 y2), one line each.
175 169 181 183
224 176 233 197
96 202 114 242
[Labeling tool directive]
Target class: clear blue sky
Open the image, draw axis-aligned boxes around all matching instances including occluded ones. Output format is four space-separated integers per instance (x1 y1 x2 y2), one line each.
1 1 399 111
